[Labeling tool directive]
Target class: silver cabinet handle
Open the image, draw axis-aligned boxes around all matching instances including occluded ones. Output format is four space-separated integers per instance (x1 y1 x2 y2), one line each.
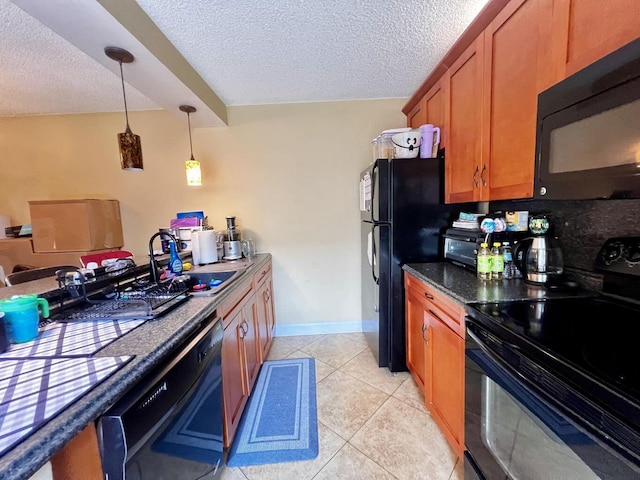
481 164 487 187
473 166 479 188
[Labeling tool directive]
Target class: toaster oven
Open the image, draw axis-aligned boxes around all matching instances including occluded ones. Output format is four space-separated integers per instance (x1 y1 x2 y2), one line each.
443 229 527 271
443 229 484 270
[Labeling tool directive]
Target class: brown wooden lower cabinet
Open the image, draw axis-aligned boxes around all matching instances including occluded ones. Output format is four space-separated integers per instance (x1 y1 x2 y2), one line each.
255 265 275 363
405 287 428 392
50 423 103 480
222 258 276 448
405 273 465 458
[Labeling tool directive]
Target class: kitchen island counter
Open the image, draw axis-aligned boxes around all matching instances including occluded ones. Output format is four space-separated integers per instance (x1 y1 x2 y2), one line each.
0 254 272 480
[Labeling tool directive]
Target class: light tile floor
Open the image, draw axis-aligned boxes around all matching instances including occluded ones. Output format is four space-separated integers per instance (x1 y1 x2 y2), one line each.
221 333 463 480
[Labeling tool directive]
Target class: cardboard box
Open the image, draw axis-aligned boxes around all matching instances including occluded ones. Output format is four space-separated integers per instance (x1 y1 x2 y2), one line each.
29 200 124 253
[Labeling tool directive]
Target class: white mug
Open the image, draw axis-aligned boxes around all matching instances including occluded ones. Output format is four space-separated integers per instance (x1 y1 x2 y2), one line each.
419 124 441 158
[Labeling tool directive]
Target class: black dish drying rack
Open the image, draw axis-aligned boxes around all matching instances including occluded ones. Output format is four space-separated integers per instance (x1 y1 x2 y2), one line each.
45 262 191 323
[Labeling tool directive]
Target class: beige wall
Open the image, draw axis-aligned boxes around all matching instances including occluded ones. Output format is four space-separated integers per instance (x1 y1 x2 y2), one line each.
0 99 406 331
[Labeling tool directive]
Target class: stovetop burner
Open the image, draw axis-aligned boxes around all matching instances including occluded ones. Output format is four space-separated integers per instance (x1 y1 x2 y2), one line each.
469 296 640 398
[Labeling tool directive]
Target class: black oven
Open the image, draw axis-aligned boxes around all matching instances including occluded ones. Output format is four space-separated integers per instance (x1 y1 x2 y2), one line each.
464 307 640 480
535 37 640 200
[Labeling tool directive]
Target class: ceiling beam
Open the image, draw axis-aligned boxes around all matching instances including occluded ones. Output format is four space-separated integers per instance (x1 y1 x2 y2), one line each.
11 0 228 127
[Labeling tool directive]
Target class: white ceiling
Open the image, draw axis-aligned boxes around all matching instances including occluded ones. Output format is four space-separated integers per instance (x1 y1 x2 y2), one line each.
0 0 489 123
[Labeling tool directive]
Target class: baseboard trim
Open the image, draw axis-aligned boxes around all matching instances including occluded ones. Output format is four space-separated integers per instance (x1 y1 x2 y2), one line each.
275 321 364 337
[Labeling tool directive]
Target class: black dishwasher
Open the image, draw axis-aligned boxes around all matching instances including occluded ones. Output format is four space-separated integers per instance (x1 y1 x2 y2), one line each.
98 315 224 480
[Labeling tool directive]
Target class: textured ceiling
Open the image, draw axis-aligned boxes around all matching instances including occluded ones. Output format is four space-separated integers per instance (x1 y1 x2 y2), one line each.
0 0 489 116
0 0 158 116
135 0 490 105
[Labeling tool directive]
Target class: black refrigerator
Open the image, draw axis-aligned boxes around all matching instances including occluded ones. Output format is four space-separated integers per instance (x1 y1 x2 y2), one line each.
360 157 461 372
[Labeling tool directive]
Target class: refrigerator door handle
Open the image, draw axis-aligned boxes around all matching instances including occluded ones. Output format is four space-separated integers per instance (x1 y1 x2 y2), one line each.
371 162 379 223
370 224 379 285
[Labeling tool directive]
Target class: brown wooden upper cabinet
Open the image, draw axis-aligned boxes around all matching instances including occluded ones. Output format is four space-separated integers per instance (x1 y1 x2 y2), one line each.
407 98 427 129
444 0 552 203
444 37 484 203
550 0 640 79
404 0 640 204
407 77 446 140
480 0 553 201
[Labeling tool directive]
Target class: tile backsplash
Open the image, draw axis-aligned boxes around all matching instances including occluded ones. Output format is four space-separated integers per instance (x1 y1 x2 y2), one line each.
490 198 640 286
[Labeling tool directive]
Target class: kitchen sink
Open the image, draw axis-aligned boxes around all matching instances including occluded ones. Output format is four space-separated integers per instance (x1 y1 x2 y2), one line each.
186 269 246 295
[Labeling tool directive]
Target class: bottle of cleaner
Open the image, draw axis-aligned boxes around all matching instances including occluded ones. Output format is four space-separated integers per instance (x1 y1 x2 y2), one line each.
491 242 504 281
168 240 183 275
477 242 491 281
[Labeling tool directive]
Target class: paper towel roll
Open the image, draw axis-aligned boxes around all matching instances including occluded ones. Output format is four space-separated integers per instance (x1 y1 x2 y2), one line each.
0 215 10 239
191 231 201 265
193 230 218 265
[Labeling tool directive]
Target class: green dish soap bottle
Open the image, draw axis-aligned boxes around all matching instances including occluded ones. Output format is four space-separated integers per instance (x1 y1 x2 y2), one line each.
168 240 183 275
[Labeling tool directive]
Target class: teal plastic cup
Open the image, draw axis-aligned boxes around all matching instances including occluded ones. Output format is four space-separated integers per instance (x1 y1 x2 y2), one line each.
0 295 49 343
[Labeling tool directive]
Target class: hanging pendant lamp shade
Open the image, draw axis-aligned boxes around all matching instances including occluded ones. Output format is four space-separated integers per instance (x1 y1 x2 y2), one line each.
105 47 143 171
180 105 202 186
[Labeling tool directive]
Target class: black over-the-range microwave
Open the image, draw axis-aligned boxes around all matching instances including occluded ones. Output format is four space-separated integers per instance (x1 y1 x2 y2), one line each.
535 37 640 200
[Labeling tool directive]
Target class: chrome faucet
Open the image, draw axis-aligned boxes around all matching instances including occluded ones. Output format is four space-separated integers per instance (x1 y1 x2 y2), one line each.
148 231 178 283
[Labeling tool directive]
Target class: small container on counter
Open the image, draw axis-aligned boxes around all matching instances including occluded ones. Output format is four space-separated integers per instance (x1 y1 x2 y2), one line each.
491 242 504 281
168 241 183 275
502 242 514 279
477 242 491 281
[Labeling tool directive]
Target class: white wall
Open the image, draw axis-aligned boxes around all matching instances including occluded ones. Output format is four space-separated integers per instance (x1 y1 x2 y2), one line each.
0 99 406 331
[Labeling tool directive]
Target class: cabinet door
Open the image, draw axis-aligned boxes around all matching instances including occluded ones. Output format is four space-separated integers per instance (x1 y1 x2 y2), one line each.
427 307 465 457
482 0 552 200
256 279 275 363
405 288 428 391
242 299 260 393
407 97 427 128
222 311 248 447
265 279 276 338
424 79 445 150
256 281 269 362
551 0 640 79
445 36 484 203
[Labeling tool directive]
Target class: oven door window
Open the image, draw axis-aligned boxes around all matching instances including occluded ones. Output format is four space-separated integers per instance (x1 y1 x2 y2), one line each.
466 345 640 480
482 375 601 479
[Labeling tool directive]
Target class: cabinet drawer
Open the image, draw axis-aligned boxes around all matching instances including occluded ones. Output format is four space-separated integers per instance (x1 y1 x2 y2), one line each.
220 276 253 328
253 260 271 287
405 273 430 299
405 273 465 338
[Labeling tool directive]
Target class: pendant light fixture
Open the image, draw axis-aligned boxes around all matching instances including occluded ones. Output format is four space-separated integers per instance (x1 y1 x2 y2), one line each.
105 46 143 171
179 105 202 186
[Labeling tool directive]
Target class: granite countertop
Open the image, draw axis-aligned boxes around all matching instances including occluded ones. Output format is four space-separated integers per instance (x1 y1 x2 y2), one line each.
403 262 595 306
0 254 270 480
